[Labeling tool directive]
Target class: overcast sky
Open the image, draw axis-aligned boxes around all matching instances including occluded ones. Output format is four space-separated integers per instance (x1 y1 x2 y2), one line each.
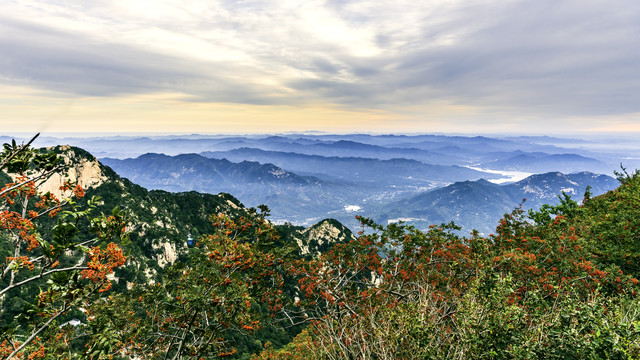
1 0 639 135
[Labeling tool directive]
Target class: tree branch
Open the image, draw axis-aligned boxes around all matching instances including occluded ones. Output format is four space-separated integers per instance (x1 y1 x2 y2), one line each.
171 310 199 360
6 302 68 360
0 133 39 172
0 165 65 197
0 266 89 297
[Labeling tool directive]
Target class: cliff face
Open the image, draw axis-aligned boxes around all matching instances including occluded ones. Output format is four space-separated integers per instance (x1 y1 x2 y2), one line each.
28 146 355 284
294 219 356 257
46 145 108 196
7 145 108 199
3 144 357 286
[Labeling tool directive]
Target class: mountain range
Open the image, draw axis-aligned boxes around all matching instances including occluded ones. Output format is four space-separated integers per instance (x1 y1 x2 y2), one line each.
101 151 497 226
199 147 489 184
480 152 608 173
379 171 618 234
22 133 638 173
101 150 618 232
18 146 356 288
4 132 634 232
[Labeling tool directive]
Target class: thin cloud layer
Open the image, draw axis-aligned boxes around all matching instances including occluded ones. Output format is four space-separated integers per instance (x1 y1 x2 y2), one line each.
1 0 639 132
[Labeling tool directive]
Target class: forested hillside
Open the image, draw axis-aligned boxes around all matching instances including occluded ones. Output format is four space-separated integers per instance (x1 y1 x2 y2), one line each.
0 139 353 359
258 167 640 359
1 138 639 359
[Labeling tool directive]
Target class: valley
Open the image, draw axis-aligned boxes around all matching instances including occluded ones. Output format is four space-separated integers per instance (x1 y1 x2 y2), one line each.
1 134 638 359
14 132 634 233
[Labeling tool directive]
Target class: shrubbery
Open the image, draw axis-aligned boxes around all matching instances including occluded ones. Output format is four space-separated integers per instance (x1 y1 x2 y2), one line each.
2 136 639 359
0 135 129 358
258 168 640 359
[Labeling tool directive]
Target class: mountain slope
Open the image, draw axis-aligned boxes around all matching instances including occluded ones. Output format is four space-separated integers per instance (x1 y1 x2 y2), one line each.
101 153 317 191
200 147 496 185
503 171 617 207
32 146 356 287
379 172 618 234
381 179 515 234
481 153 608 173
100 152 369 225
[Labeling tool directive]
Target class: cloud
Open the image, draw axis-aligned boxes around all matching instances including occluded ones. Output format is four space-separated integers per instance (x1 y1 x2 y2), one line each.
0 14 291 105
283 0 640 117
1 0 640 128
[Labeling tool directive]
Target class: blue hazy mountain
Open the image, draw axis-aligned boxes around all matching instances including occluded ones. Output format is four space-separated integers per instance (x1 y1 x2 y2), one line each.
22 133 634 174
200 147 494 185
8 132 633 231
101 152 497 226
101 153 363 225
378 172 618 234
480 153 608 173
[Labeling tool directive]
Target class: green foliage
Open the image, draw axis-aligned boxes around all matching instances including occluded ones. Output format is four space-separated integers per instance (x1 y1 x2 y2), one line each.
260 171 640 359
82 212 293 359
0 137 129 359
528 191 580 226
5 136 640 359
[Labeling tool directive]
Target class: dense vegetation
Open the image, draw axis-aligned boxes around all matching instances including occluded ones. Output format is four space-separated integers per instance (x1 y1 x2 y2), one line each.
1 137 639 359
0 136 129 358
261 169 640 359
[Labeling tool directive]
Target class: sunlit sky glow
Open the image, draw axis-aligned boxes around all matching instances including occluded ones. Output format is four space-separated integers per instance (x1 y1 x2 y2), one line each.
1 0 640 135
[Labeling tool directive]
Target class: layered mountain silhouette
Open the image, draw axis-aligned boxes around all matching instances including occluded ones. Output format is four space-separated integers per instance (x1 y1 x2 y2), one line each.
101 152 497 226
379 172 618 234
13 133 632 231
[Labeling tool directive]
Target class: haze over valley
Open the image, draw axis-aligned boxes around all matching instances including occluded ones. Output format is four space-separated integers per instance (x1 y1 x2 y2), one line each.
6 132 634 234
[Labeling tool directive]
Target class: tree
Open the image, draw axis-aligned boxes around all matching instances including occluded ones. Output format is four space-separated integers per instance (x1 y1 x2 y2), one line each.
83 210 294 359
283 218 476 359
0 135 129 359
271 175 640 359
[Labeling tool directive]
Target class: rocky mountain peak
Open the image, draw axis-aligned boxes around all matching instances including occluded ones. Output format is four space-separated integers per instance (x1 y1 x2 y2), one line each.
295 219 356 256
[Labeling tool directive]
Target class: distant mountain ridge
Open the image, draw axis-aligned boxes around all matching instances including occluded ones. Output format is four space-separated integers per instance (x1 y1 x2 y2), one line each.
101 150 619 234
200 147 493 185
19 132 638 177
102 153 319 191
23 133 623 169
481 153 607 173
379 171 618 234
101 151 498 226
8 132 636 232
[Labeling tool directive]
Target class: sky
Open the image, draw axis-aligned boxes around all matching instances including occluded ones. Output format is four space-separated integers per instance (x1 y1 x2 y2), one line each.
1 0 640 135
